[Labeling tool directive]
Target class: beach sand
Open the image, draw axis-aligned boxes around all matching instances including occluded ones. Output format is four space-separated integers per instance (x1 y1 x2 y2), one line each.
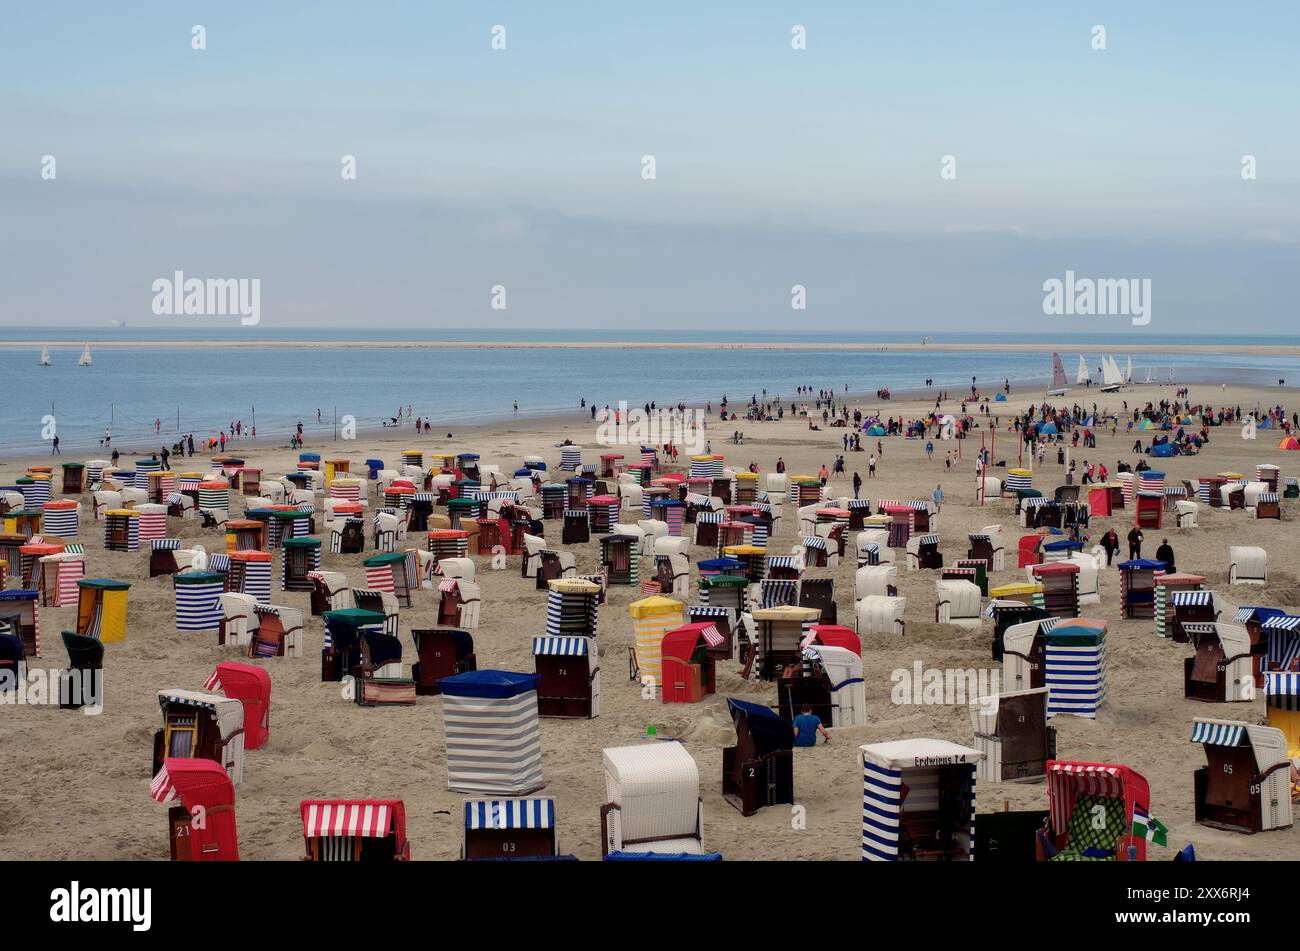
1 379 1297 861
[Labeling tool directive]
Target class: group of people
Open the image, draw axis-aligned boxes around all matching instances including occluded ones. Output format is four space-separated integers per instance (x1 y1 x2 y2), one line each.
1097 525 1177 570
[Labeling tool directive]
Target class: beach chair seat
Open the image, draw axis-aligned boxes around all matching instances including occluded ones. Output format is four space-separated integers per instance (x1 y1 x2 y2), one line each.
219 593 259 647
1050 792 1125 862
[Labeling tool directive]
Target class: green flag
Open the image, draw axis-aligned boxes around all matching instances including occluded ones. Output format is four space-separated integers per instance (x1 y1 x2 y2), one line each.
1132 807 1168 847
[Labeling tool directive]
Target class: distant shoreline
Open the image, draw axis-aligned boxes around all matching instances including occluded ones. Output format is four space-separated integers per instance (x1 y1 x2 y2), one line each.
4 340 1300 355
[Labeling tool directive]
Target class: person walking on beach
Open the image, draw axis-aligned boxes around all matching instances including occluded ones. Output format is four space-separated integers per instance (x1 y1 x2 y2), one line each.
1100 529 1119 566
161 447 170 469
187 434 195 457
818 464 829 487
1127 526 1144 561
853 471 862 499
219 432 226 452
103 427 111 448
868 454 877 478
51 433 60 455
925 440 934 461
776 456 785 474
1155 538 1176 572
932 483 944 513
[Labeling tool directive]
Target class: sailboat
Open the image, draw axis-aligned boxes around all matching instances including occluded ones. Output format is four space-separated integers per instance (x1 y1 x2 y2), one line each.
79 344 92 367
39 347 50 367
1047 352 1069 396
1141 366 1154 385
1076 354 1090 385
1100 355 1124 393
1124 355 1133 385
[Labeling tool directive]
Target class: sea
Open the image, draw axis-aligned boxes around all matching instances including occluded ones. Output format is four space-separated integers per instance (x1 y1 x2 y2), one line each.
2 328 1298 455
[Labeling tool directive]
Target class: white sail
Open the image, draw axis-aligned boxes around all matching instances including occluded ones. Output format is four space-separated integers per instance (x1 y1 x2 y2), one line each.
1142 367 1153 384
1101 355 1123 387
79 343 92 366
1076 354 1090 384
39 347 50 366
1125 355 1132 384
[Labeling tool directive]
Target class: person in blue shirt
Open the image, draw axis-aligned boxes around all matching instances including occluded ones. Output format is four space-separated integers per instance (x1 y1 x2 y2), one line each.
792 705 829 747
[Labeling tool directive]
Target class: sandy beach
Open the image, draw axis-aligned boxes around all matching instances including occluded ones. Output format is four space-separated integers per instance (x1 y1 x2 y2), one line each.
2 378 1297 861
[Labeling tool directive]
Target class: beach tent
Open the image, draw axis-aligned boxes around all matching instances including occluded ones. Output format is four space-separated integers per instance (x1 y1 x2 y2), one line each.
1030 563 1080 618
1118 559 1165 617
1190 718 1291 834
300 799 410 861
75 578 129 642
203 661 271 751
350 628 416 705
723 698 794 817
660 623 721 703
601 743 704 856
970 687 1054 783
532 634 599 718
57 631 102 711
321 608 386 682
750 605 820 681
935 579 982 627
225 550 272 603
1004 616 1107 719
545 578 600 639
966 526 1006 571
150 758 239 861
435 578 481 629
1066 551 1101 605
0 589 40 656
174 571 224 636
777 643 865 728
462 797 559 860
1278 436 1300 451
152 688 245 785
906 533 942 570
248 604 304 659
856 564 898 599
411 628 476 695
628 595 685 689
987 601 1053 662
859 738 983 861
1229 545 1267 585
1175 499 1199 527
1183 622 1253 702
1152 572 1207 639
281 537 321 592
1040 761 1149 861
1265 672 1300 769
600 533 638 584
855 595 906 638
438 670 544 795
38 550 84 608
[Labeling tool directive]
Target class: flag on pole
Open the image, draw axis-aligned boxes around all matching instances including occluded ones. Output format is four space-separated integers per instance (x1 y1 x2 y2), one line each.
1132 805 1168 846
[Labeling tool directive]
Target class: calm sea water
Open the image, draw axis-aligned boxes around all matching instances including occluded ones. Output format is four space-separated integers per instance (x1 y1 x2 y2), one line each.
2 329 1297 455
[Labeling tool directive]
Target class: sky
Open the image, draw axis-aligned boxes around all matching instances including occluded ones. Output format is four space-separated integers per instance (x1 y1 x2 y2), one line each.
1 2 1296 334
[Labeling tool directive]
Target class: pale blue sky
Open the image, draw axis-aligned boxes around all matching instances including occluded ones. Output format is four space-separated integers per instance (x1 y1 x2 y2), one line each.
2 2 1296 332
